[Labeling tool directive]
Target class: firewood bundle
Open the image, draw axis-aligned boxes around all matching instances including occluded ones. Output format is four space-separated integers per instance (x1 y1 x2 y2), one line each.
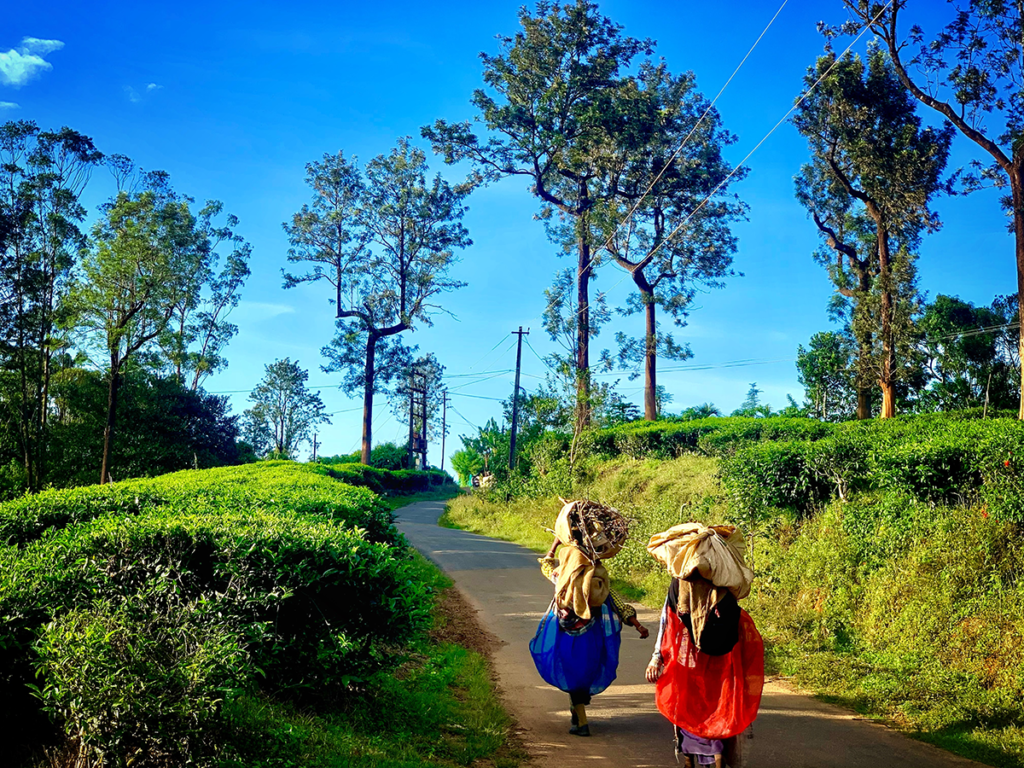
554 498 629 561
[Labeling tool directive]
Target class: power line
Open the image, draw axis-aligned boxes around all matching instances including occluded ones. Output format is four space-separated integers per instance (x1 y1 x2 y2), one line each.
587 0 789 277
449 405 478 432
451 392 506 402
928 322 1018 342
524 337 556 373
591 357 794 377
446 370 511 392
568 0 895 319
466 334 518 372
443 369 513 378
642 0 895 272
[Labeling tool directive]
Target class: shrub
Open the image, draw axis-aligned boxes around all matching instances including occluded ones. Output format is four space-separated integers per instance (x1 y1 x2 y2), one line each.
719 441 830 521
0 505 430 699
33 599 247 768
0 461 394 548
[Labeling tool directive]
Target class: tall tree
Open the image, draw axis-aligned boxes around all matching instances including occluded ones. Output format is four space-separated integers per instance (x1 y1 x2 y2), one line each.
840 0 1024 418
245 358 330 458
70 185 210 483
793 49 952 418
600 63 746 420
0 121 103 489
542 267 612 430
422 0 652 430
285 140 470 464
160 200 251 391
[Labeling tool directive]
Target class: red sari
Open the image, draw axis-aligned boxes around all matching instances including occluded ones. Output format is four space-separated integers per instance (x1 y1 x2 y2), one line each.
656 604 764 739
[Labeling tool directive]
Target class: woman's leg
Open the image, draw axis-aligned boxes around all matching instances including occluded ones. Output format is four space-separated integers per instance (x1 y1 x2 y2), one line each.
569 689 592 736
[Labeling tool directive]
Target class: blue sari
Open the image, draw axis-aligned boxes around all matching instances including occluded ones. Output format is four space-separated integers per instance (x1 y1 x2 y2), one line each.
529 597 622 696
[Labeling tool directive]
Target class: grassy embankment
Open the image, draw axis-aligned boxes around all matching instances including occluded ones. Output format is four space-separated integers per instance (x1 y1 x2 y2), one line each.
442 415 1024 768
0 460 520 768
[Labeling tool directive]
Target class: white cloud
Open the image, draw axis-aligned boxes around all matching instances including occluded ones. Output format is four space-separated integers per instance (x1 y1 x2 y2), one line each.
125 82 163 103
0 36 64 88
21 38 64 56
0 101 18 109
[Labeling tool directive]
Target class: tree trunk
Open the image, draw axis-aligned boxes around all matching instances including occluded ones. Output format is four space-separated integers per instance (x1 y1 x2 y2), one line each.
576 232 592 431
1013 165 1024 420
360 333 378 465
854 270 873 421
876 222 897 419
100 361 120 484
643 287 658 421
856 385 872 420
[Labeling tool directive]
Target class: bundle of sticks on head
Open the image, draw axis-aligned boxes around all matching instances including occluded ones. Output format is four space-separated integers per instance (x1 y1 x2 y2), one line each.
554 497 629 561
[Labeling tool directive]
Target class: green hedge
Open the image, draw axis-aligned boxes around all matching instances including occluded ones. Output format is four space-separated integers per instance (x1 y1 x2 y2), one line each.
0 462 436 765
33 599 247 766
0 461 392 547
533 416 837 463
718 418 1024 523
312 462 452 495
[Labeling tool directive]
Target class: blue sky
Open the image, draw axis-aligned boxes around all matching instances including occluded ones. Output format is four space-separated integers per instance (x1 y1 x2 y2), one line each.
3 0 1015 466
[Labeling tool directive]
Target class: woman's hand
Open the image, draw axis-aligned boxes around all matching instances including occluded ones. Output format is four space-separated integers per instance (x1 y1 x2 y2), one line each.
627 617 650 639
545 536 561 558
645 659 663 683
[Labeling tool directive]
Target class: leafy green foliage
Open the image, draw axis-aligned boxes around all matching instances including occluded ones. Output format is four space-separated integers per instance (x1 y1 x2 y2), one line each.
0 461 447 766
312 462 453 496
797 331 857 421
450 448 484 485
245 358 330 458
447 423 1024 765
33 599 247 767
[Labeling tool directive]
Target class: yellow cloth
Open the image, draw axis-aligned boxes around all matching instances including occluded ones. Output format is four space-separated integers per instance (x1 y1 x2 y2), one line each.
539 556 636 622
647 523 753 652
553 546 610 621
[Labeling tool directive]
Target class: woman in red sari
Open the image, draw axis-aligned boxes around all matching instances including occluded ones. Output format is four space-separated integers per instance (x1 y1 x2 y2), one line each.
644 524 764 768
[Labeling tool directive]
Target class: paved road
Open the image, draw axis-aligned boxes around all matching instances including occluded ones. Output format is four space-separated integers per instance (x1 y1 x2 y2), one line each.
397 499 987 768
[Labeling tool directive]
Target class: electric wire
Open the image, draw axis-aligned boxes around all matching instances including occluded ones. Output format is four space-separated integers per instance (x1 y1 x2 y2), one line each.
465 334 517 372
446 370 512 392
590 0 789 276
640 0 895 273
449 405 479 432
591 356 794 377
566 0 896 318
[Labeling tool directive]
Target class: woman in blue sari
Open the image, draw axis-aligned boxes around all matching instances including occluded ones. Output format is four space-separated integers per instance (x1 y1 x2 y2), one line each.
530 526 648 737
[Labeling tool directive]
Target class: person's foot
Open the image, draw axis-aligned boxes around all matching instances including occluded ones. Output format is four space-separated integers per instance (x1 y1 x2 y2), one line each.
569 724 590 737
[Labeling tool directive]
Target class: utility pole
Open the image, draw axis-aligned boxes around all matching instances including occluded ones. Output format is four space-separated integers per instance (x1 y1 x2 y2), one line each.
508 326 529 473
440 389 450 473
419 370 429 470
311 433 318 462
407 371 416 469
406 364 428 470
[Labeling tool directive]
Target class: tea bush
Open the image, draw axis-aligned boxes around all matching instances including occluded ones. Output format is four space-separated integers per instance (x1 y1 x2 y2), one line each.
717 417 1024 524
0 462 442 766
33 598 248 768
0 461 394 547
